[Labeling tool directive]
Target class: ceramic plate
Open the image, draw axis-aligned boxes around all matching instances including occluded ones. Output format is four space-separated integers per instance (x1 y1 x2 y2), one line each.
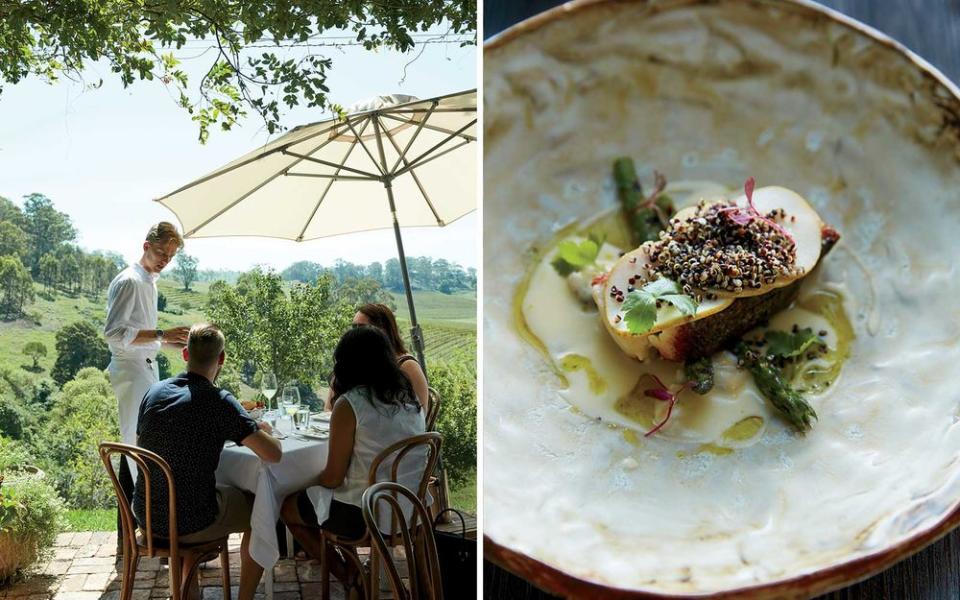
484 0 960 597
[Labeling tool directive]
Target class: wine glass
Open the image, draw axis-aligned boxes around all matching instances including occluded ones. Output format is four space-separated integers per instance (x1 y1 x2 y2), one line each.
261 372 278 411
281 386 301 430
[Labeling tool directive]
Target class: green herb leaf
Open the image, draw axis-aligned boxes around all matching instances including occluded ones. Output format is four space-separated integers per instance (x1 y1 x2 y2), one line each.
639 278 681 297
551 238 601 276
660 294 698 316
621 291 657 334
620 278 699 334
765 328 821 358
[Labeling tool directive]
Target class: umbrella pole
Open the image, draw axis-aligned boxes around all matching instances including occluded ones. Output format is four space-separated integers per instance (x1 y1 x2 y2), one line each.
384 179 452 516
383 181 427 372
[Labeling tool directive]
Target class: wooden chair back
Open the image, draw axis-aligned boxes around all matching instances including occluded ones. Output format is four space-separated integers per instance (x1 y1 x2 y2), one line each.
362 482 443 600
368 432 442 542
426 387 441 431
98 442 181 559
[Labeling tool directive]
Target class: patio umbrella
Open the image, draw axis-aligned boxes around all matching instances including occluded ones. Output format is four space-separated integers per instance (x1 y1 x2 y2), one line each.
155 89 477 369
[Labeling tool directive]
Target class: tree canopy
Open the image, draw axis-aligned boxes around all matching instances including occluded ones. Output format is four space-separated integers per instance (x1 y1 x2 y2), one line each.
206 268 351 392
0 1 476 142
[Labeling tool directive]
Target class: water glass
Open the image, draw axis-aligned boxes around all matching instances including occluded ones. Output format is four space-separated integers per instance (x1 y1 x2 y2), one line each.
295 408 311 431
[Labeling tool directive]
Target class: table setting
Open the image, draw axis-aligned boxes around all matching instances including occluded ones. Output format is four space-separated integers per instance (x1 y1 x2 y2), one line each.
215 375 335 598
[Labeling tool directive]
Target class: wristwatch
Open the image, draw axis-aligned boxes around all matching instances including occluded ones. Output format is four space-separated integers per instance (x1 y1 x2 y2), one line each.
155 329 164 341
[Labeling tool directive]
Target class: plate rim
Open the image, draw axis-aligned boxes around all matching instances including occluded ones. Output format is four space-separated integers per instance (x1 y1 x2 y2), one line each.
483 0 960 596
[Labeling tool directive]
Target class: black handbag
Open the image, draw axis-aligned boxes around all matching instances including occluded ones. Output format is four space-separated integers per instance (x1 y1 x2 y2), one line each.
433 508 476 598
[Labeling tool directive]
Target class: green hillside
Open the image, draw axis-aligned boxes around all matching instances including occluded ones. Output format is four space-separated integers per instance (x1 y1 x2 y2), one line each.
0 281 475 376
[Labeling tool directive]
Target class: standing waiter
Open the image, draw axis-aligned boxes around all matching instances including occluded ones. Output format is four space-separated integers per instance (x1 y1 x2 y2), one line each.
103 222 190 549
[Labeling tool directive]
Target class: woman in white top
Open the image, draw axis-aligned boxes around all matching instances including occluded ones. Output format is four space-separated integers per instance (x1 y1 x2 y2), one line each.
281 325 425 592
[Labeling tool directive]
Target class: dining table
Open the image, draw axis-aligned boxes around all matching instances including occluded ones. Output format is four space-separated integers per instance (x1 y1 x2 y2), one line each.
215 421 330 600
483 1 960 599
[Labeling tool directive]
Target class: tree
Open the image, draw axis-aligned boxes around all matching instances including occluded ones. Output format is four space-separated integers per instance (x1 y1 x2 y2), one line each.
0 196 26 229
0 220 28 261
429 353 477 485
207 269 351 392
0 2 476 143
0 255 34 318
156 353 172 380
50 322 111 386
57 252 80 293
173 252 199 291
365 261 384 285
281 260 323 283
38 368 119 508
22 342 46 371
157 292 168 312
38 254 58 289
336 277 396 309
384 258 403 291
22 194 76 275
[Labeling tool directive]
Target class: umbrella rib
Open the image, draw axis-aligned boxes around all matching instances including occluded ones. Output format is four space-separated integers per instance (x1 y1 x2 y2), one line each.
380 113 476 142
156 116 361 201
392 119 476 178
280 150 381 179
183 127 358 238
295 134 363 242
392 138 472 179
389 100 437 174
345 117 386 177
380 120 444 226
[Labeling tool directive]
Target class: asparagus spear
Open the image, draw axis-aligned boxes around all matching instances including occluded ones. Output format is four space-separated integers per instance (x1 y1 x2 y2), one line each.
684 357 714 395
613 158 675 245
733 342 817 433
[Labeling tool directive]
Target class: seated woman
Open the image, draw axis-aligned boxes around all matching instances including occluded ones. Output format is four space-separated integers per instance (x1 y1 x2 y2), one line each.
326 303 429 412
281 325 425 590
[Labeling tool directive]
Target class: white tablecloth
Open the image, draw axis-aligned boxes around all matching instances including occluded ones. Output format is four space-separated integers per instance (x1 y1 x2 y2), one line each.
215 436 328 569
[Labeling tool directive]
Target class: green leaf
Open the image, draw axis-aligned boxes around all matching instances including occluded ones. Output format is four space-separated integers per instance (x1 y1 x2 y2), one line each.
640 278 682 297
621 291 657 334
551 238 600 276
765 328 822 358
660 294 697 316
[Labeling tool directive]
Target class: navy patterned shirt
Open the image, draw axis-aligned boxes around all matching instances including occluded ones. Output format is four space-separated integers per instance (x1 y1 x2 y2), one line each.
133 371 258 537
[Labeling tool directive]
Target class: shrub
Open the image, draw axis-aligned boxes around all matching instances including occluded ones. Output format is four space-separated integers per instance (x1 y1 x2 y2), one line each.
0 436 36 473
0 478 66 585
427 352 476 486
37 368 118 509
157 291 167 312
22 341 46 371
51 321 110 386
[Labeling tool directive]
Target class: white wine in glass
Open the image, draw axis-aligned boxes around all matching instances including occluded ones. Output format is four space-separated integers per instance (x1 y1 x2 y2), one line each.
261 372 278 411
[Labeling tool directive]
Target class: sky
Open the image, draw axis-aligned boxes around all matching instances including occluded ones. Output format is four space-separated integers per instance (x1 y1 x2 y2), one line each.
0 28 477 271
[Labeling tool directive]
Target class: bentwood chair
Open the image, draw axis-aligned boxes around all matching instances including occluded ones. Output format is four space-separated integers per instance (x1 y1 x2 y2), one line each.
321 432 442 600
98 442 232 600
362 482 443 600
425 388 441 432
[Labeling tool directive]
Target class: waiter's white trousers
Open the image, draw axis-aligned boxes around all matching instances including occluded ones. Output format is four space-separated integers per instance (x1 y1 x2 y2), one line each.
108 355 159 483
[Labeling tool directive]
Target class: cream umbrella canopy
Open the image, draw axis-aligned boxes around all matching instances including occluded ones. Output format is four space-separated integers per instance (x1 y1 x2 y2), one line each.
155 89 477 369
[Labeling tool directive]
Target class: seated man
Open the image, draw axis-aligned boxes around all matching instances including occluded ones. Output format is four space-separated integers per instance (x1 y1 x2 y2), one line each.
134 323 281 600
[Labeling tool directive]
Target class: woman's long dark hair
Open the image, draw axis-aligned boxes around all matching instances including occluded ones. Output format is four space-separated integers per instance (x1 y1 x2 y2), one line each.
332 325 419 411
357 303 408 355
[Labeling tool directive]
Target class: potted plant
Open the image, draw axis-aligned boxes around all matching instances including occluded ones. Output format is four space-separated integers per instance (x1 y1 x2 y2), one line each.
0 477 65 586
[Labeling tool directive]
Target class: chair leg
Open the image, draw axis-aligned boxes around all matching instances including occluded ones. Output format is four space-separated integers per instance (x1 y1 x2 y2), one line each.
120 546 138 600
220 545 232 600
321 536 330 600
368 548 379 600
169 552 182 600
179 554 202 600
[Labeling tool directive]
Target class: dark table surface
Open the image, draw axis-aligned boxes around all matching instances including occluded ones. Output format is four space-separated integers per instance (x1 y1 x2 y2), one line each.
482 1 960 598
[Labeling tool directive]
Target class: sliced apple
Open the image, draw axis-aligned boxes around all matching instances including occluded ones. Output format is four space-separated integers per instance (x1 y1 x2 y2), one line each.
592 245 732 360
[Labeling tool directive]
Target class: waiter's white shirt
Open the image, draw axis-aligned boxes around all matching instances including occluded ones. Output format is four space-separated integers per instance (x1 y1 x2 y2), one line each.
104 263 161 358
104 262 161 479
